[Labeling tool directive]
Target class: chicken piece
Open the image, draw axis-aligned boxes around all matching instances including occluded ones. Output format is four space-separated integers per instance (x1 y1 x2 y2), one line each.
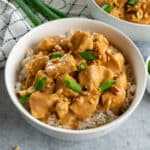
145 2 150 14
70 90 100 120
105 52 125 73
59 112 79 129
46 54 76 78
59 38 72 52
78 65 114 91
101 88 126 114
110 7 125 18
36 36 62 51
78 65 102 91
70 30 93 53
114 0 128 8
29 92 59 119
93 41 108 62
55 98 69 118
92 32 109 45
56 74 79 97
116 72 128 90
25 56 49 87
92 33 109 62
34 70 55 93
101 66 114 82
18 87 35 97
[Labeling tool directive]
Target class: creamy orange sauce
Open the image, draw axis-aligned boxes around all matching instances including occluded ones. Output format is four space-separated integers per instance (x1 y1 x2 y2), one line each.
17 31 129 129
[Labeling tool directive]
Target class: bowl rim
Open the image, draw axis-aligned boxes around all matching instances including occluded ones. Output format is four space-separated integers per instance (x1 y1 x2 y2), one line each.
146 56 150 80
5 18 147 135
91 0 150 28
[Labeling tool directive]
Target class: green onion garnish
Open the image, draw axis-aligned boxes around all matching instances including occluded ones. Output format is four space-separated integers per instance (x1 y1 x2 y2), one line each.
64 77 82 93
50 52 63 59
35 77 46 91
19 94 30 104
102 4 115 13
80 51 97 60
128 0 138 6
15 0 41 26
77 62 87 72
99 80 115 92
148 60 150 75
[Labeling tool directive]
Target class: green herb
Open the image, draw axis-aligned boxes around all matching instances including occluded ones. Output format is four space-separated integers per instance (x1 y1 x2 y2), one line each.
148 60 150 75
128 0 138 6
27 0 60 20
99 80 115 92
19 94 30 104
44 2 69 18
80 51 97 60
64 77 82 93
14 0 41 26
50 52 64 59
35 77 47 91
77 62 87 72
102 4 115 13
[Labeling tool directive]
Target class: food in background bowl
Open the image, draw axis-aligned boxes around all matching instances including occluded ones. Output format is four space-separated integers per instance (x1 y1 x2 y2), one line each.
15 30 136 130
96 0 150 25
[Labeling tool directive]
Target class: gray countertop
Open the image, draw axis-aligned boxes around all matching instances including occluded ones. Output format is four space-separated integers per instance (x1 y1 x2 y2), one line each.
0 42 150 150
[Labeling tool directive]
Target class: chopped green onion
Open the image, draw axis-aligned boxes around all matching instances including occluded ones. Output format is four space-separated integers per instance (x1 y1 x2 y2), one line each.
102 4 115 13
77 62 87 72
128 0 138 6
44 2 69 18
50 52 64 59
64 77 82 93
28 0 60 20
80 51 97 60
148 60 150 75
35 77 47 91
14 0 41 26
19 94 30 104
99 80 115 92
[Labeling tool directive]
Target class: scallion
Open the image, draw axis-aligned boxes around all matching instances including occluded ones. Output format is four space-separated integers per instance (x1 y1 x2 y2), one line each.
148 60 150 75
128 0 138 6
28 0 60 20
80 51 97 60
44 2 69 18
99 80 115 92
50 52 64 59
102 4 115 13
15 0 41 26
64 77 82 93
35 77 47 91
19 94 30 104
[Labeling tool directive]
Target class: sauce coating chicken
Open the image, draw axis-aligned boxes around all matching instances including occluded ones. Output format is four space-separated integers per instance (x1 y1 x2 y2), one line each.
17 30 133 129
96 0 150 25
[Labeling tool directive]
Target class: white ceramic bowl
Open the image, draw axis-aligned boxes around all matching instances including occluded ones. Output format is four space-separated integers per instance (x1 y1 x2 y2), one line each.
5 18 146 140
88 0 150 42
146 56 150 94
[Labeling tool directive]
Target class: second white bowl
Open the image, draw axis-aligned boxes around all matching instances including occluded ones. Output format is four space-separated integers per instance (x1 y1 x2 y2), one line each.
88 0 150 42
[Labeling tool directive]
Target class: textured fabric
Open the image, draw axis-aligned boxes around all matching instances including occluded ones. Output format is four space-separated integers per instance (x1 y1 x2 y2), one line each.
0 0 89 68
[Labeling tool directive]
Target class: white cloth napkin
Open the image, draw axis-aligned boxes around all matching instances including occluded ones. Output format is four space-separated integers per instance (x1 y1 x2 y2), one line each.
0 0 89 68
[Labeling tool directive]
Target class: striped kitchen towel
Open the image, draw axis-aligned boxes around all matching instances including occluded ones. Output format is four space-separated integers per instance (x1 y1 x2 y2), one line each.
0 0 89 68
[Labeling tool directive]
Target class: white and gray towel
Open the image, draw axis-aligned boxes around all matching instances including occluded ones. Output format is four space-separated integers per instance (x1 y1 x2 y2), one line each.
0 0 89 68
